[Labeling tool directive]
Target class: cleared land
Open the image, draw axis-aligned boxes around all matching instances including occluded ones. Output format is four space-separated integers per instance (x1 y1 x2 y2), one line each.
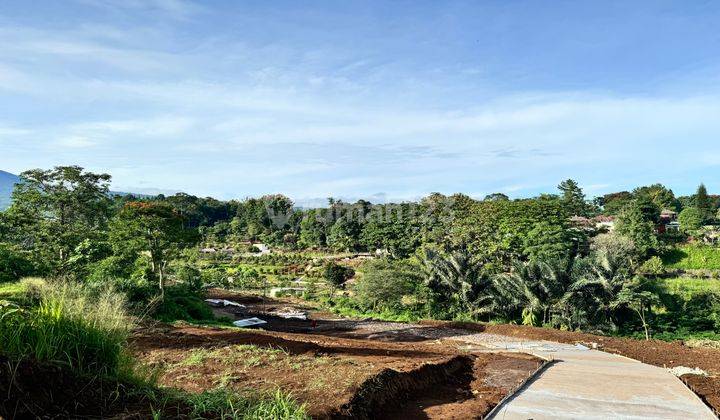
161 289 720 417
131 290 543 419
5 288 718 418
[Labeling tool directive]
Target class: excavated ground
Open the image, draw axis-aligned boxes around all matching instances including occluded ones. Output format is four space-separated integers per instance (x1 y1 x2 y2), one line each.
132 294 541 419
14 288 714 418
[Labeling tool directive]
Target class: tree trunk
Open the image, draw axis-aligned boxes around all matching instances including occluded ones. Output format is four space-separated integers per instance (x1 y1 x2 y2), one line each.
158 262 165 299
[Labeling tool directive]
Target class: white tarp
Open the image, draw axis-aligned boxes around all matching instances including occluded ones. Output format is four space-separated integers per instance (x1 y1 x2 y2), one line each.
271 307 308 320
232 317 267 328
205 299 246 308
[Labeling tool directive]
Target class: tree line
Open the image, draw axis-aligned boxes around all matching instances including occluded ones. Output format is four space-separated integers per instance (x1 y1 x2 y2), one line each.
0 166 718 339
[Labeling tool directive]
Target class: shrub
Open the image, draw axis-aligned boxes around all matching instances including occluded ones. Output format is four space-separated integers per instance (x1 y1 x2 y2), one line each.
354 259 420 312
174 264 203 291
638 256 665 276
152 286 215 323
678 207 704 233
0 281 133 377
0 244 33 283
201 267 228 287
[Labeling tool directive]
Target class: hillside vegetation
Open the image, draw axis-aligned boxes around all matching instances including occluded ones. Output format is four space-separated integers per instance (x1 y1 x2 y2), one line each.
1 166 720 416
663 245 720 270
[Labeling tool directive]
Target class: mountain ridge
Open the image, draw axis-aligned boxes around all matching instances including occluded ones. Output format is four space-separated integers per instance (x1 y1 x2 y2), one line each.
0 170 20 210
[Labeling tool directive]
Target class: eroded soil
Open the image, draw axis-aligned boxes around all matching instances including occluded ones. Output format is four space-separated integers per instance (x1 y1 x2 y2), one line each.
132 294 541 419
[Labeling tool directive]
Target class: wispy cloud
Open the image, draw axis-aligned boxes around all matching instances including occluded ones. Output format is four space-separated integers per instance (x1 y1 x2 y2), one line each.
75 0 204 20
2 1 720 199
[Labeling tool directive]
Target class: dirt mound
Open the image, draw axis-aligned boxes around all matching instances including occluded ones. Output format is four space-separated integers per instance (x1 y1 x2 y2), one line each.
330 352 542 420
334 355 474 419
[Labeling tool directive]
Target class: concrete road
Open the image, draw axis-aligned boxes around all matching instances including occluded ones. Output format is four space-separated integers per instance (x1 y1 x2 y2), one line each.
450 333 716 420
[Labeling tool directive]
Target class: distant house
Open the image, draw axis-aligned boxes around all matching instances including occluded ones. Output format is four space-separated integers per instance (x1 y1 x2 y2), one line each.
569 215 615 232
665 221 681 232
660 209 677 222
593 215 615 231
657 209 679 233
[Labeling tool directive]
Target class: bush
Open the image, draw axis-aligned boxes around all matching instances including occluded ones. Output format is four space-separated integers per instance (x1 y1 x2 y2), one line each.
0 281 133 377
354 259 421 312
657 278 720 333
201 267 228 287
153 286 215 323
638 256 665 276
0 243 33 283
174 264 203 291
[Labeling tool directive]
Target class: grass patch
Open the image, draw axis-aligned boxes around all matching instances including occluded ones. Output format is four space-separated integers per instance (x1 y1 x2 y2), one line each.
0 280 25 299
319 296 421 323
657 277 720 298
176 387 309 420
178 348 214 367
662 245 720 270
0 280 309 419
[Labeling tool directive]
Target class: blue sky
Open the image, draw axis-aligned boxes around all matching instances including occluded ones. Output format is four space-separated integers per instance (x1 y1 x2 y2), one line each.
2 0 720 205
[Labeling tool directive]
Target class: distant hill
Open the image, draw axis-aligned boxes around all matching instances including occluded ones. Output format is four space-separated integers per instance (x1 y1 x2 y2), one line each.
0 170 155 210
0 170 20 210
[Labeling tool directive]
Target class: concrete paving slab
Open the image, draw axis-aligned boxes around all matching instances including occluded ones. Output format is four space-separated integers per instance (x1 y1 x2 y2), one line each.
449 333 716 419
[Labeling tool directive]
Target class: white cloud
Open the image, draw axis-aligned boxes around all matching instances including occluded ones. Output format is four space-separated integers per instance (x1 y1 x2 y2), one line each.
3 6 720 200
57 136 97 148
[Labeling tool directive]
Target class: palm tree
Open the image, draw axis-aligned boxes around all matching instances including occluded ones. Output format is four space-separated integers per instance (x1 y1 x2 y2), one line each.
419 246 492 317
492 259 566 326
564 251 634 330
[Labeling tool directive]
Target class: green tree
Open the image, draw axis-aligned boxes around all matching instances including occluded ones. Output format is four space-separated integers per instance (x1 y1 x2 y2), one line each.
678 207 704 233
298 210 327 248
615 201 658 256
599 191 633 215
0 244 33 283
420 246 491 317
327 217 361 252
558 179 588 216
483 193 510 201
354 259 422 312
523 221 575 262
492 260 567 326
2 166 111 276
566 239 637 330
361 204 421 258
632 184 678 212
324 261 354 298
694 184 713 222
610 278 661 340
109 202 196 297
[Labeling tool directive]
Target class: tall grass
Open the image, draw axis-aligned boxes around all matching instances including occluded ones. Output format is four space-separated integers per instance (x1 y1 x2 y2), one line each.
176 388 309 420
0 279 308 418
0 279 134 377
